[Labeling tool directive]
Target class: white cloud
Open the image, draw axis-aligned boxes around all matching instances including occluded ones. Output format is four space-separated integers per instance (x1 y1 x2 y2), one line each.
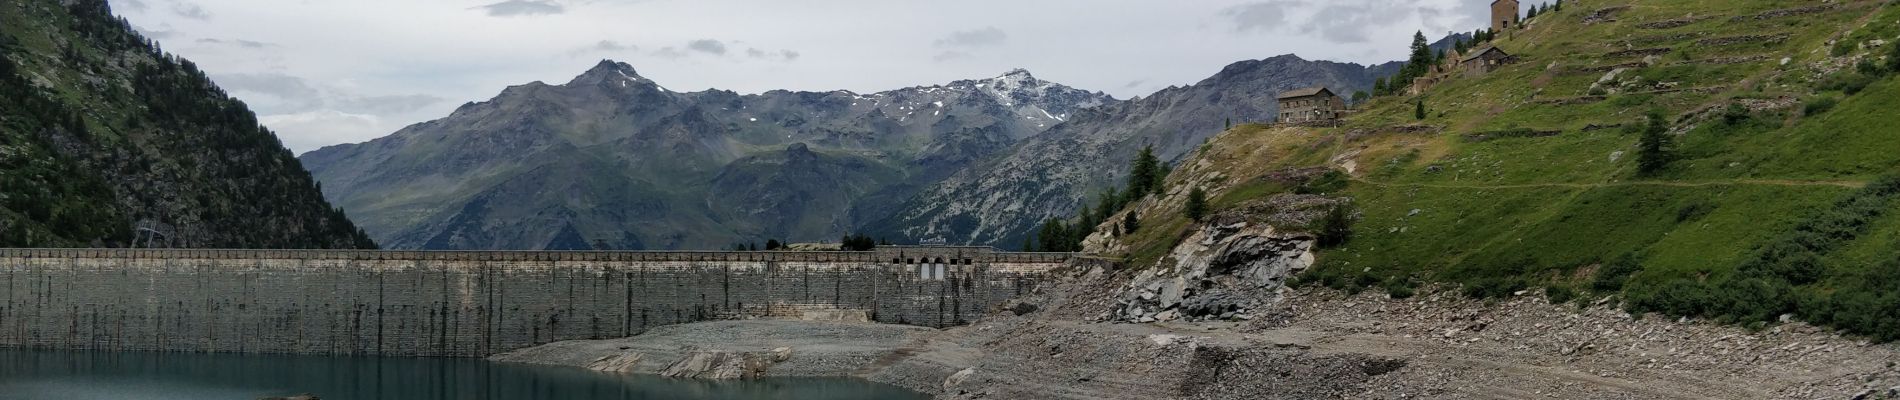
260 110 384 153
686 39 727 55
475 0 564 17
934 27 1008 48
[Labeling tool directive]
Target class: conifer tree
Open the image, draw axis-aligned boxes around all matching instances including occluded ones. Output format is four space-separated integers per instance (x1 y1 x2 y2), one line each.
1637 112 1675 175
1127 145 1162 199
1415 100 1427 120
1184 187 1209 222
1122 211 1141 234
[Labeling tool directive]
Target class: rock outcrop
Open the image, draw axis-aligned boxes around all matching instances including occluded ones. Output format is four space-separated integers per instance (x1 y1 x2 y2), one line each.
1112 221 1314 323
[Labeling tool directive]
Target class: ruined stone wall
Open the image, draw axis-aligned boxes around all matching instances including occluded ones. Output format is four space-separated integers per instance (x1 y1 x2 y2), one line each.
0 249 1065 357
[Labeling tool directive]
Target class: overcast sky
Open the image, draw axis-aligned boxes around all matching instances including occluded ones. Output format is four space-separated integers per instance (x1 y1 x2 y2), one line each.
109 0 1514 154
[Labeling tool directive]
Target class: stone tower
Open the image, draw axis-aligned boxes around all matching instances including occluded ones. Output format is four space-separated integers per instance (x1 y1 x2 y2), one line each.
1492 0 1521 32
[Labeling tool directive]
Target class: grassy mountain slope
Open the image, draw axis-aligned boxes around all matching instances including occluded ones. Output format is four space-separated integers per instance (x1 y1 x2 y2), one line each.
1106 0 1900 339
0 0 374 248
871 55 1402 247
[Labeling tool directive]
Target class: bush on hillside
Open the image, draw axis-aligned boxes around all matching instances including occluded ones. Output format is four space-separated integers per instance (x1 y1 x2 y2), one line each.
1545 286 1578 304
1889 41 1900 72
1819 72 1875 95
1624 176 1900 340
1803 96 1838 116
1295 170 1350 195
1720 103 1751 126
1315 202 1355 248
1591 253 1644 293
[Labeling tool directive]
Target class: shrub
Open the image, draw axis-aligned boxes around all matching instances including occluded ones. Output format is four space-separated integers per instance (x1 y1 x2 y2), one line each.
1720 103 1750 125
1383 277 1418 299
1462 276 1527 299
1857 59 1885 77
1803 96 1838 116
1889 42 1900 72
1675 201 1714 222
1831 39 1855 57
1818 73 1874 95
1592 253 1644 292
1545 286 1578 304
1316 203 1355 248
1626 278 1713 317
1296 170 1350 194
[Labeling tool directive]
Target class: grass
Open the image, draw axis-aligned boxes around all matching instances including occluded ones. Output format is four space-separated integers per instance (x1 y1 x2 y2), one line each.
1108 0 1900 341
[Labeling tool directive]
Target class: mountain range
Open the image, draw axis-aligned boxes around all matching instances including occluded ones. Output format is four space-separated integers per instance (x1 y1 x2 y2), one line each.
302 61 1112 249
304 50 1412 250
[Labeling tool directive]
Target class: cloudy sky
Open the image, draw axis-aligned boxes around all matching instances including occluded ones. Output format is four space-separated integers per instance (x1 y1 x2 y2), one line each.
109 0 1516 154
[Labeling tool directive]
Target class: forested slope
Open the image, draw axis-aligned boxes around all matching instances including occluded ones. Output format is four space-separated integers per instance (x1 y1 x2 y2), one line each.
0 0 373 248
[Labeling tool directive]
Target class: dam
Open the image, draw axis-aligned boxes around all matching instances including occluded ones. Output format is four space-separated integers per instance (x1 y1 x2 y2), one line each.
0 247 1066 357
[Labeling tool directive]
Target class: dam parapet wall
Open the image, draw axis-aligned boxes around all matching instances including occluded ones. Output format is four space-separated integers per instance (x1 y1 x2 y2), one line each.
0 247 1066 357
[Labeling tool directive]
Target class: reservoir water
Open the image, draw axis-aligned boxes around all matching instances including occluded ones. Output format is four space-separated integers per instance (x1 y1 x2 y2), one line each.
0 349 927 400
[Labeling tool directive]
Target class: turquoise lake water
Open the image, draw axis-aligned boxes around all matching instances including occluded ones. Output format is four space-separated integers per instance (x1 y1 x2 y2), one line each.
0 349 927 400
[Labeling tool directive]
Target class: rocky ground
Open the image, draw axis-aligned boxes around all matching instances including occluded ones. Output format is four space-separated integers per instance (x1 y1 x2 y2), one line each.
488 320 935 379
497 260 1900 399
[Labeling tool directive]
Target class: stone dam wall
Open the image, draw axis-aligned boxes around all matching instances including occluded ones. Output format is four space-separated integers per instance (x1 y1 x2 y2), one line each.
0 247 1066 357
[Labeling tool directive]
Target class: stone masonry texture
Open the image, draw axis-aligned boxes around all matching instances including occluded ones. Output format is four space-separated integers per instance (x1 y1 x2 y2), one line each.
0 247 1064 357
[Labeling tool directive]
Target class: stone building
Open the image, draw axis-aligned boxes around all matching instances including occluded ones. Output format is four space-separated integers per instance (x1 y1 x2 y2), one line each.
1493 0 1521 32
1460 46 1515 77
1276 87 1344 123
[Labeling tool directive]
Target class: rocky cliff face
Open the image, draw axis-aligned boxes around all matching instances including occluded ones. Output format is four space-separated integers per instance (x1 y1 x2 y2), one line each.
869 55 1399 246
1111 221 1314 323
0 0 373 249
301 61 1114 250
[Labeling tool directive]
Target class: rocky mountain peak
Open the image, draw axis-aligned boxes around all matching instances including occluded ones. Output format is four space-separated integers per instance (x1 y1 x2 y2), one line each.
567 59 658 88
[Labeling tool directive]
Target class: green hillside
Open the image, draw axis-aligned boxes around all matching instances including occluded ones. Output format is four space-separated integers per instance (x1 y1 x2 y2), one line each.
0 0 374 248
1111 0 1900 340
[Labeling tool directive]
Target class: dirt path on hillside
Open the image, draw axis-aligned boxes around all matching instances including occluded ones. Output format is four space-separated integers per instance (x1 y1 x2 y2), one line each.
1353 177 1868 190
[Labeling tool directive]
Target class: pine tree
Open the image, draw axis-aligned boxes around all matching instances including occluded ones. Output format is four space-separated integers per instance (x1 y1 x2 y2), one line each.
1184 187 1209 222
1637 112 1674 175
1395 31 1432 85
1528 4 1540 19
1122 211 1141 234
1077 204 1097 233
1415 100 1427 120
1155 162 1172 195
1038 219 1071 253
1373 78 1388 97
1095 189 1118 221
765 239 783 250
1127 145 1161 199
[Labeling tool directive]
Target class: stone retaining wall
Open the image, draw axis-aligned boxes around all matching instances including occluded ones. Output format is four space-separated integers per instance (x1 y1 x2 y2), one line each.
0 248 1065 357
